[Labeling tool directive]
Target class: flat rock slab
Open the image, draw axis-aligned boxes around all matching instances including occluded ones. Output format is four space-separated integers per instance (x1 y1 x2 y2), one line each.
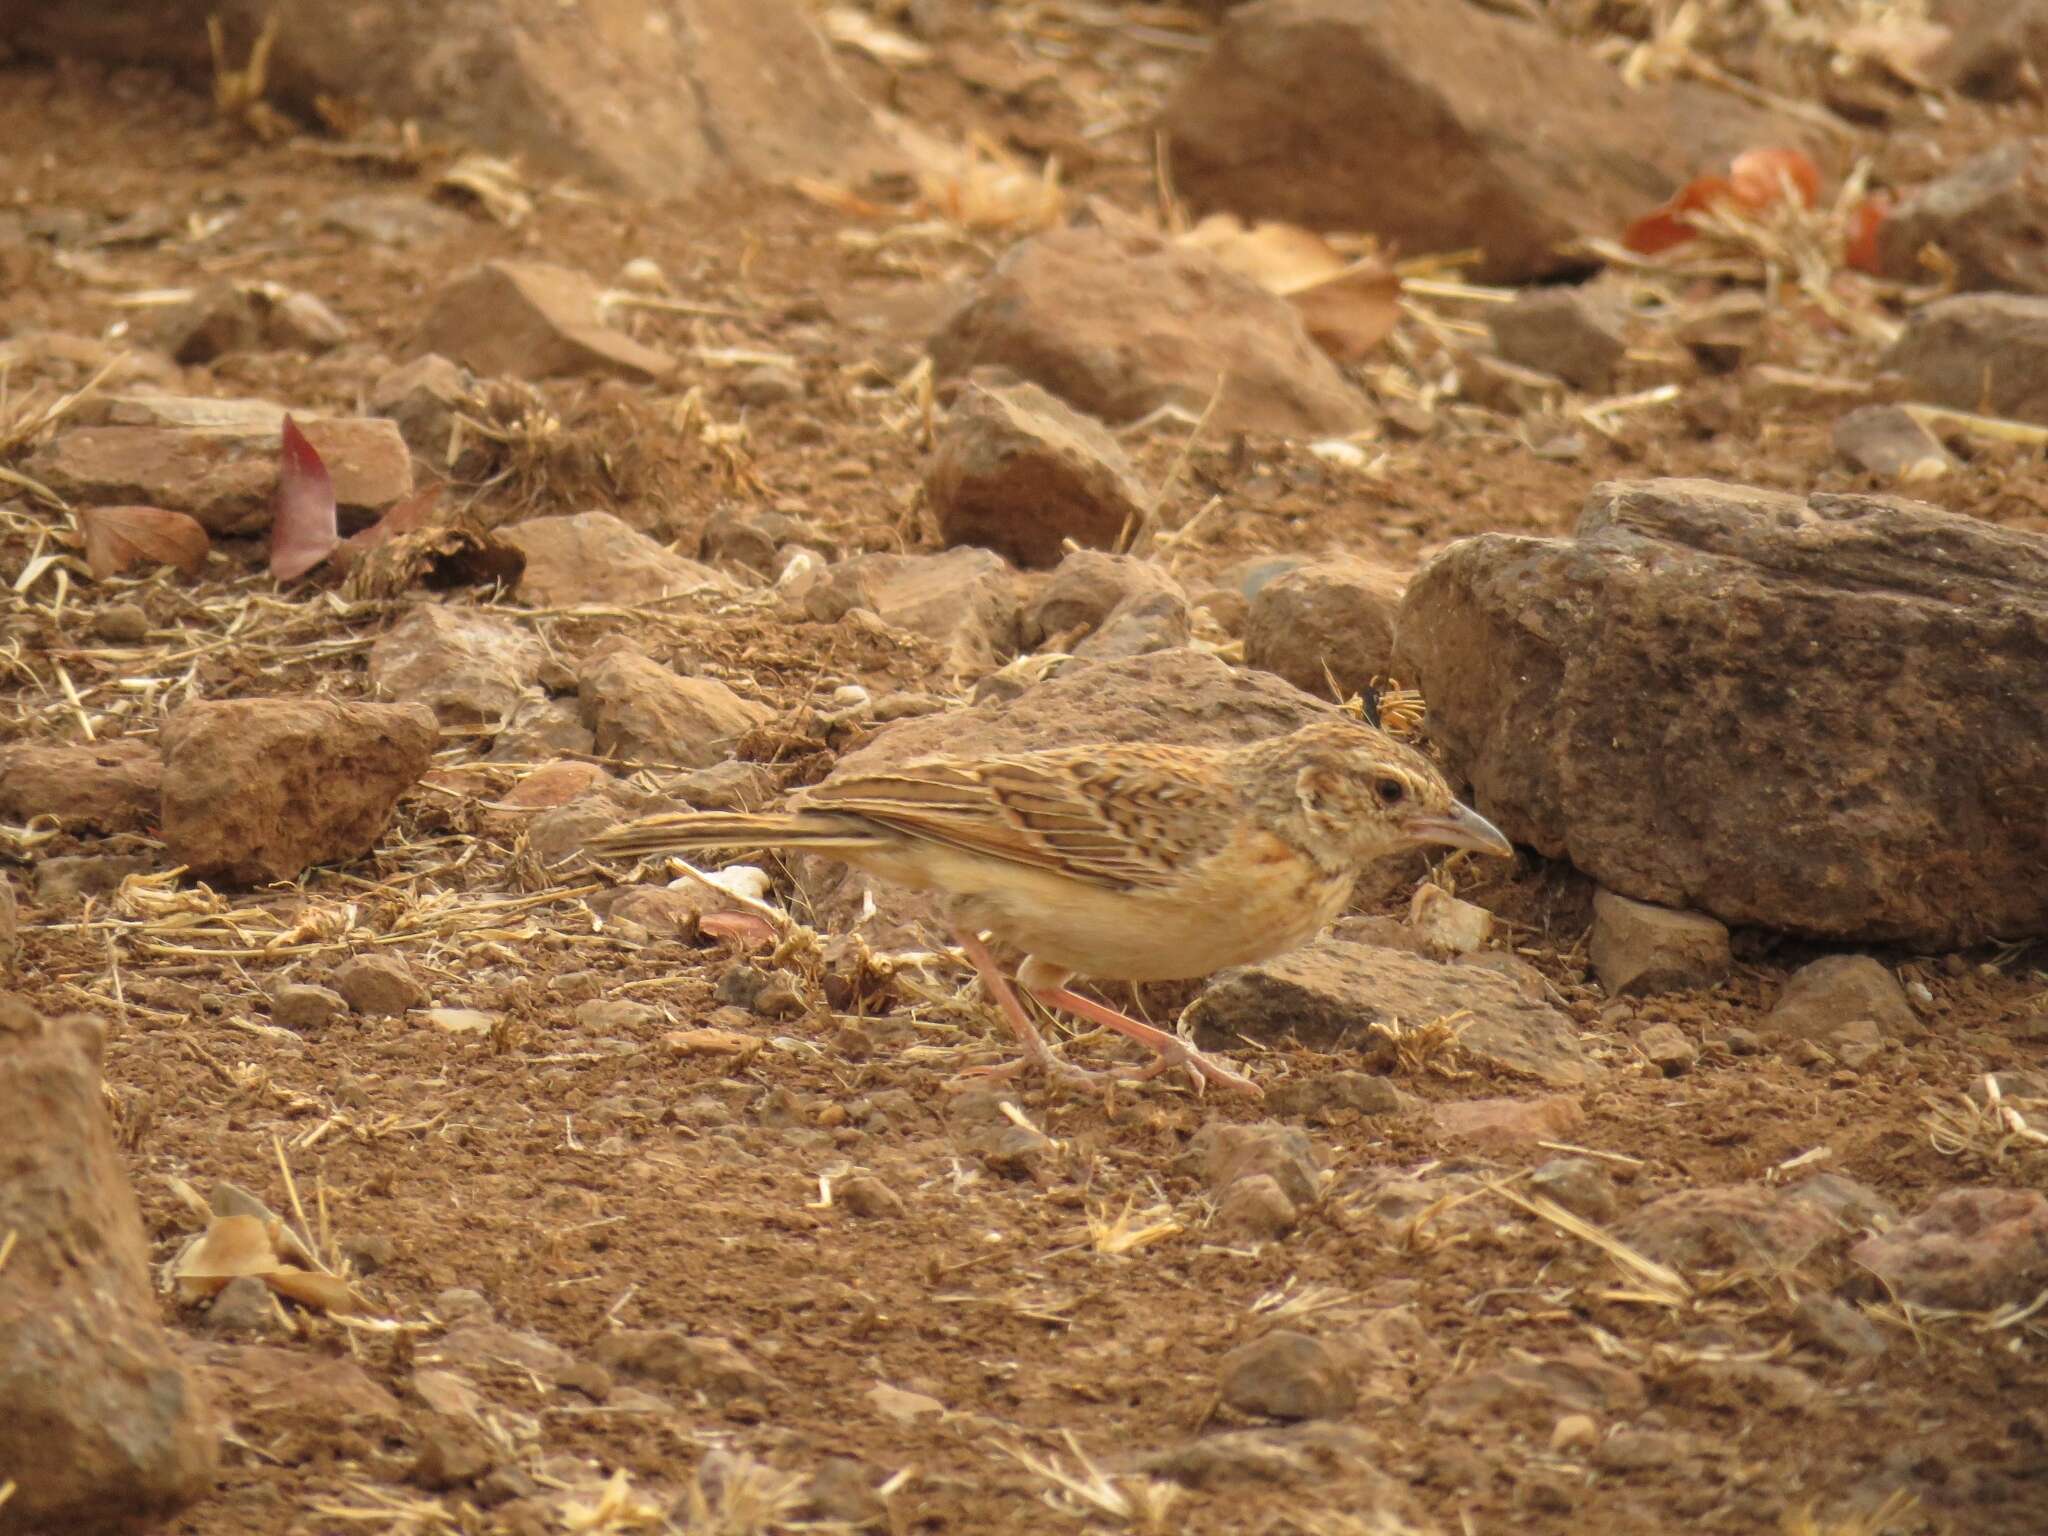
0 998 219 1531
1160 0 1828 283
0 736 162 833
501 511 733 608
27 417 413 535
418 260 675 382
159 698 438 885
1395 477 2048 945
1187 938 1591 1087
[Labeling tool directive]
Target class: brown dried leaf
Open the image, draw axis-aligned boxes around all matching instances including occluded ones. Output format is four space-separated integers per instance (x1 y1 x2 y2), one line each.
78 505 209 580
174 1213 280 1299
267 1267 365 1314
1180 214 1401 361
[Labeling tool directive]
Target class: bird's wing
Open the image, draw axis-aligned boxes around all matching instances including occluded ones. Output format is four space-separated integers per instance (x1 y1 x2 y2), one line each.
796 743 1236 891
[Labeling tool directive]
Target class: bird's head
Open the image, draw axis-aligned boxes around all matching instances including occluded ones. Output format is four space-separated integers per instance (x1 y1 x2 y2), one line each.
1246 719 1513 870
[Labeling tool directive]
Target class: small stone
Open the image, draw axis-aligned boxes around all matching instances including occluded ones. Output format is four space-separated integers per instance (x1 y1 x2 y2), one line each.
1549 1412 1599 1455
836 1175 906 1218
616 257 670 293
590 1330 779 1402
1883 292 2048 424
715 964 768 1009
926 379 1151 568
32 854 157 910
264 288 353 351
1434 1094 1584 1147
151 281 262 363
1723 1027 1763 1056
751 974 807 1019
325 192 467 248
434 1287 496 1325
490 696 595 762
203 1274 277 1335
1460 352 1566 415
272 983 348 1033
1218 1330 1355 1421
418 260 675 382
1791 1294 1888 1360
731 363 804 407
1265 1071 1407 1123
333 954 428 1016
93 602 152 642
555 1360 612 1402
1589 890 1731 996
1488 287 1628 393
1635 1021 1697 1076
804 548 1022 680
573 999 662 1033
1215 1173 1300 1242
369 605 544 726
409 1421 496 1490
1850 1187 2048 1310
1833 404 1955 481
1761 956 1920 1043
1244 556 1407 705
1407 884 1492 956
578 648 770 768
1528 1157 1618 1223
1182 1122 1324 1207
1877 138 2048 294
370 354 490 476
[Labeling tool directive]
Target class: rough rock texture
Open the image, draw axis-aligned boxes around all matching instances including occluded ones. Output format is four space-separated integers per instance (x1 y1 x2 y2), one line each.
368 605 546 724
0 0 897 202
418 261 675 381
1187 938 1590 1086
1394 478 2048 945
1759 955 1921 1042
370 354 491 477
502 511 733 607
0 737 162 833
1851 1188 2048 1310
1588 891 1731 997
26 417 413 535
928 224 1370 438
578 649 770 768
803 548 1022 678
1487 287 1629 394
1878 138 2048 293
0 997 219 1532
1160 0 1828 282
1244 556 1406 702
1883 294 2048 424
1218 1331 1355 1421
926 380 1151 568
158 699 438 884
1023 551 1189 650
1621 1176 1896 1272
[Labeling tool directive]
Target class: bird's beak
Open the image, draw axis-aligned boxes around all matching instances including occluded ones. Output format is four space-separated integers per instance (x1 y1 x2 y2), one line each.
1406 801 1514 858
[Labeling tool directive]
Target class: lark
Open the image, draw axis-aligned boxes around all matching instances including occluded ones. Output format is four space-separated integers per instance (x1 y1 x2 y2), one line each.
587 719 1511 1096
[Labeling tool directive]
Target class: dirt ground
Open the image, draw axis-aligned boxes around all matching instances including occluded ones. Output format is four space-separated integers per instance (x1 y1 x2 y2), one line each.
4 10 2048 1536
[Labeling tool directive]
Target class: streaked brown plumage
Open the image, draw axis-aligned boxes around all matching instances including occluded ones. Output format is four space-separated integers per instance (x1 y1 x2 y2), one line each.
587 719 1511 1095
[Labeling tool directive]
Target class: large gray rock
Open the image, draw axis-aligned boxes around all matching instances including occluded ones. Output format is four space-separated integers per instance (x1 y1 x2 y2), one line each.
1394 479 2048 946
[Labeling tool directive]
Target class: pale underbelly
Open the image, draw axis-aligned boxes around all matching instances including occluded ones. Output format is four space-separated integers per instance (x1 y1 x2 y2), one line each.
845 842 1355 983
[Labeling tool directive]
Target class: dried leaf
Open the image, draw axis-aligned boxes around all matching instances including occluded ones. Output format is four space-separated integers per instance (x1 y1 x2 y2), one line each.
331 482 444 571
1180 214 1401 361
698 911 778 948
174 1213 279 1299
1846 193 1892 276
268 415 339 582
1624 148 1822 255
266 1266 365 1314
78 505 209 580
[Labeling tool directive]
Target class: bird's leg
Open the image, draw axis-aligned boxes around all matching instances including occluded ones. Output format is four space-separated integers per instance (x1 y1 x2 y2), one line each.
947 928 1106 1090
1017 964 1261 1098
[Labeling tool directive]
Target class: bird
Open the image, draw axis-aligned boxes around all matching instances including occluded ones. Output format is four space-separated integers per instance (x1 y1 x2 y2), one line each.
584 718 1513 1097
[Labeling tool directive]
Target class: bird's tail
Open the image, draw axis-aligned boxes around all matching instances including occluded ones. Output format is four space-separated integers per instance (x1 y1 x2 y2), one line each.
584 810 883 861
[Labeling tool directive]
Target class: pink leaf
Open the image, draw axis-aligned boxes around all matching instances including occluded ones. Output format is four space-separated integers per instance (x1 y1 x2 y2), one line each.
268 415 339 582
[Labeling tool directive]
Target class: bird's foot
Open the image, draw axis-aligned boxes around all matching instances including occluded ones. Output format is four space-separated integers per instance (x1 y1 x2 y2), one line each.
1117 1036 1263 1097
946 1049 1113 1094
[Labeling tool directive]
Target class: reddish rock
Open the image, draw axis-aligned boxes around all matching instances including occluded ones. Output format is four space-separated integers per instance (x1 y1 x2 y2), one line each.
0 737 161 833
1160 0 1827 283
1183 1121 1325 1206
0 998 219 1531
1244 556 1407 704
502 511 733 607
369 605 546 725
370 354 491 477
1761 955 1920 1043
1884 294 2048 424
1394 478 2048 945
1023 551 1188 650
1433 1094 1583 1148
926 380 1151 568
158 699 438 884
26 417 413 535
1620 1177 1896 1272
418 261 674 382
1852 1188 2048 1310
578 649 770 768
1219 1331 1355 1421
928 224 1369 438
1878 139 2048 292
332 953 428 1016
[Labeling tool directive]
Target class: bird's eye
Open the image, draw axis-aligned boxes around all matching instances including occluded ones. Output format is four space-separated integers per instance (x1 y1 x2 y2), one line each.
1375 777 1406 806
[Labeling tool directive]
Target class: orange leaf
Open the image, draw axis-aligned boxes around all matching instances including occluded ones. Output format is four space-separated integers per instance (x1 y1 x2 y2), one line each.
1728 148 1821 211
1845 193 1891 276
78 505 210 580
268 415 339 582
